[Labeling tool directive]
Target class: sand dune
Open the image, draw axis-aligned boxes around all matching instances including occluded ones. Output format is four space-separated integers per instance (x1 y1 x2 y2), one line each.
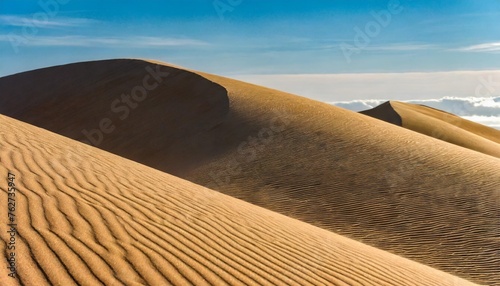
0 114 478 285
361 101 500 158
0 59 229 174
1 59 499 285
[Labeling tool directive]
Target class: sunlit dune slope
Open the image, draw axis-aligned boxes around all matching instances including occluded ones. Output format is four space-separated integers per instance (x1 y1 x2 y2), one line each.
190 67 500 285
1 59 499 285
361 101 500 158
0 114 479 286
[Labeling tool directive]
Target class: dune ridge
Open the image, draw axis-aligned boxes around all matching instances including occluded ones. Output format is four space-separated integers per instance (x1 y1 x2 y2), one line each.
359 101 403 126
0 114 479 286
361 101 500 158
1 59 499 285
0 59 229 174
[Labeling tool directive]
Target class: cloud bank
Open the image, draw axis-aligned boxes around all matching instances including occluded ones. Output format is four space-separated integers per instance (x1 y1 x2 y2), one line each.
331 96 500 130
232 71 500 102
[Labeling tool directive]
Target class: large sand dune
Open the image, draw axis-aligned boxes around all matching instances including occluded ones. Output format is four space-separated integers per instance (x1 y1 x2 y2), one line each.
0 114 478 285
1 59 499 285
361 101 500 158
0 59 229 174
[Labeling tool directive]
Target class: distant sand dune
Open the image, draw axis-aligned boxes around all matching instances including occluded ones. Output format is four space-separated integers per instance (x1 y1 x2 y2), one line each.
0 114 478 285
361 101 500 158
1 60 499 285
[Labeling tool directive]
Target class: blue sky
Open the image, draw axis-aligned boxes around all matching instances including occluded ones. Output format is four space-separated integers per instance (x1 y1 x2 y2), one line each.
0 0 499 103
1 0 499 76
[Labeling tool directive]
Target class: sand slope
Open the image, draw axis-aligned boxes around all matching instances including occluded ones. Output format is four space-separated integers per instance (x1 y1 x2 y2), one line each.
0 59 229 174
361 101 500 158
1 60 499 285
0 114 479 286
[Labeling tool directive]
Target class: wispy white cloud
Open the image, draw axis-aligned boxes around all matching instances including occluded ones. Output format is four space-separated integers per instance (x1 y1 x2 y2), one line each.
0 15 98 28
132 36 209 47
454 42 500 53
0 35 209 48
316 43 438 52
363 44 438 51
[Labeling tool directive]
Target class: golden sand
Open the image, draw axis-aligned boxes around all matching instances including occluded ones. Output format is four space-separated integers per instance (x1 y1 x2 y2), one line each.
0 114 479 285
362 101 500 158
1 59 498 285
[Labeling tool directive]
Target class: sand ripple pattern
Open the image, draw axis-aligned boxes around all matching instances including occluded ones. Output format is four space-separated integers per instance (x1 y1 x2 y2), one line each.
189 72 500 286
0 60 498 285
0 115 479 285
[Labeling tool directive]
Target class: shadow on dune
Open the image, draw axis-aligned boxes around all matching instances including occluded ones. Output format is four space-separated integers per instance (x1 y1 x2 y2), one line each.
0 59 257 174
360 101 402 126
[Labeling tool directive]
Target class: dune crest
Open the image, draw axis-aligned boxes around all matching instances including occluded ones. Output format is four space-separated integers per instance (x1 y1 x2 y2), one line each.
0 114 480 285
0 59 229 174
